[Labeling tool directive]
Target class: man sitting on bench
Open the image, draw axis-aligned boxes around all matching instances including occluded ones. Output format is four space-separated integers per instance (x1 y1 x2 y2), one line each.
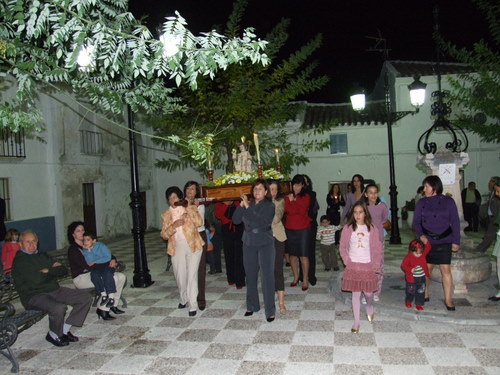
12 231 92 347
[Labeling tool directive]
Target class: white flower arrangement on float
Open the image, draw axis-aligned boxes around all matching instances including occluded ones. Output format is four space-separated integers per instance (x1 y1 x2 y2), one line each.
208 168 286 186
213 171 255 185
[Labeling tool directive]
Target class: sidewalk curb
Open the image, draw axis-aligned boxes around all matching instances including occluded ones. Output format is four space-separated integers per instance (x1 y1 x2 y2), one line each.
328 273 500 326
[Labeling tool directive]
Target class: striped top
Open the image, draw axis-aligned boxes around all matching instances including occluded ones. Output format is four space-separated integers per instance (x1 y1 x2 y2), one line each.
412 265 426 278
316 225 340 245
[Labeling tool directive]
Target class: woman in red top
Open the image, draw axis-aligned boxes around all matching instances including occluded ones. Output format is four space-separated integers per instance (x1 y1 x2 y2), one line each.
285 174 311 291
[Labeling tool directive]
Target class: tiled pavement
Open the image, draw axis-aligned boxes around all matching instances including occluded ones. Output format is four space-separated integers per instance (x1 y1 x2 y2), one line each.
4 227 500 374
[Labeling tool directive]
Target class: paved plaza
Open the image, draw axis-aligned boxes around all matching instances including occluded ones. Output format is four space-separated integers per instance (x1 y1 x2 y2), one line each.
3 227 500 374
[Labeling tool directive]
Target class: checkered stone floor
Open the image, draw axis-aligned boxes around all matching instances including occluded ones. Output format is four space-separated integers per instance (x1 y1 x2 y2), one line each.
4 229 500 374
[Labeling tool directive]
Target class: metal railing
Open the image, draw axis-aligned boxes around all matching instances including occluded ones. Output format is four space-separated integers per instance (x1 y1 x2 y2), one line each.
0 128 26 158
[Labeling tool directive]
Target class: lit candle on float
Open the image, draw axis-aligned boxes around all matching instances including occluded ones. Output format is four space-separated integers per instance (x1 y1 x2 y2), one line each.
253 133 261 165
207 155 212 170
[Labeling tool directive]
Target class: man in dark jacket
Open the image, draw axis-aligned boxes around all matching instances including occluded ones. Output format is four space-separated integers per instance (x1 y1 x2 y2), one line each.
476 177 500 252
12 231 92 347
461 181 481 232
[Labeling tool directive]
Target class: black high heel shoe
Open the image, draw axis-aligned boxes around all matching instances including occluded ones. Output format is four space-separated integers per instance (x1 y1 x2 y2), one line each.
110 306 125 314
444 303 455 311
96 309 116 320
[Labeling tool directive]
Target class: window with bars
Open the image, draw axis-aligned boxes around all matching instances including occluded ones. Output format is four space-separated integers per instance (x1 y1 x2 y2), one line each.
78 103 103 155
80 130 103 155
0 178 12 221
0 128 26 158
330 133 348 155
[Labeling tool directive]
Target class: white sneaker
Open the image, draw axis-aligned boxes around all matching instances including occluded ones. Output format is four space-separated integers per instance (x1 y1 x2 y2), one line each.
361 296 366 305
374 295 380 302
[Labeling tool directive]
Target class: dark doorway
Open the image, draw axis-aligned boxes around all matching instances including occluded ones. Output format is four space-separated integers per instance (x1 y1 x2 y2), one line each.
83 183 97 234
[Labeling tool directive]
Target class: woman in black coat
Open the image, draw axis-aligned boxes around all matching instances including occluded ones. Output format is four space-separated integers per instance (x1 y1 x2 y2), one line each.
233 179 276 322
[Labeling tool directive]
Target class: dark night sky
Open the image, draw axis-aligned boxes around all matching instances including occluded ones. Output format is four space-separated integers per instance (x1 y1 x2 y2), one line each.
128 0 491 103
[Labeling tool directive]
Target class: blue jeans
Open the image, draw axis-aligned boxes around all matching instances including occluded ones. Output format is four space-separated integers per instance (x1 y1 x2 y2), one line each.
405 276 426 306
90 265 116 294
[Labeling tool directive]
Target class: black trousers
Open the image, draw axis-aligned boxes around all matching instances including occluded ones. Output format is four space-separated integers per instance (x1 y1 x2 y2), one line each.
463 203 479 231
221 224 245 287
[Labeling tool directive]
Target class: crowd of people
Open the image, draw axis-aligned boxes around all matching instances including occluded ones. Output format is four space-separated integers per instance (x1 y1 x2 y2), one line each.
1 174 499 347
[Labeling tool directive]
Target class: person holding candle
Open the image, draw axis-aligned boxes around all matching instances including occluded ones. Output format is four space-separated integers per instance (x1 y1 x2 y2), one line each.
326 183 345 245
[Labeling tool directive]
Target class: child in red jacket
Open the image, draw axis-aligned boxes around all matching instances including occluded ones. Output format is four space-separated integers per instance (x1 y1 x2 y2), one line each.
401 238 431 311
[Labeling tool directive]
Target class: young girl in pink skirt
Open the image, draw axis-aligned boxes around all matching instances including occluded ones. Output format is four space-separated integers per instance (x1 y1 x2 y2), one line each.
340 201 382 333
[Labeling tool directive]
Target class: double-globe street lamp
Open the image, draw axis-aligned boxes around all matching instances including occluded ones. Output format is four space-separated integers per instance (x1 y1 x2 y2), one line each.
77 33 180 288
350 73 427 244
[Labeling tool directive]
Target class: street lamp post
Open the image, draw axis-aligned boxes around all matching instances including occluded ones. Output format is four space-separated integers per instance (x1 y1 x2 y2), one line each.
351 74 426 244
77 31 181 287
127 105 153 288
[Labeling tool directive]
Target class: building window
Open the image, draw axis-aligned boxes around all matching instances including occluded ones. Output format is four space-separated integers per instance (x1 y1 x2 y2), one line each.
80 130 103 155
78 103 103 155
0 128 26 158
330 133 348 155
0 178 12 221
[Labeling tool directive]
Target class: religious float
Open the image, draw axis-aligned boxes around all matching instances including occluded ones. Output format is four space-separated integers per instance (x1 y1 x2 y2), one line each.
165 131 290 201
196 134 289 201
